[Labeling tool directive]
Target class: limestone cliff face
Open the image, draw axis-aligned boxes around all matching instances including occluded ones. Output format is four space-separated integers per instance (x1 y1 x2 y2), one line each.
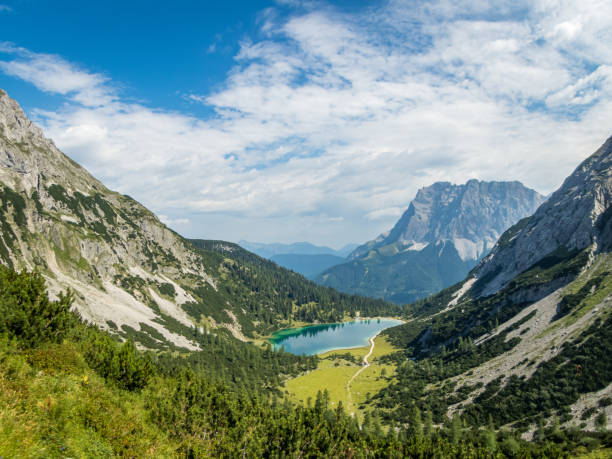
0 89 215 349
472 136 612 296
317 180 545 303
350 180 546 262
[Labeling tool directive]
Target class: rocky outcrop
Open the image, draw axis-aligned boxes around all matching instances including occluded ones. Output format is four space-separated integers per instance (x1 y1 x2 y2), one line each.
472 136 612 296
0 89 215 349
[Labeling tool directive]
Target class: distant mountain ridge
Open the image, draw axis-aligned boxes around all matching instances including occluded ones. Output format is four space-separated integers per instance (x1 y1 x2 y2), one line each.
239 240 356 277
239 240 357 258
350 180 546 261
316 180 546 303
270 253 346 279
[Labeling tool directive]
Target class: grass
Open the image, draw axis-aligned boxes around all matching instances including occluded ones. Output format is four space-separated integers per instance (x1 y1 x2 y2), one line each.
0 340 176 458
319 345 368 361
369 335 398 360
284 360 356 408
350 363 396 417
574 448 612 458
283 336 400 420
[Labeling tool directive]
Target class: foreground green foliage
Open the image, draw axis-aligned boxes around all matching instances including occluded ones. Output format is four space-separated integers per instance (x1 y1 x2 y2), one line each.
3 265 606 457
0 268 75 347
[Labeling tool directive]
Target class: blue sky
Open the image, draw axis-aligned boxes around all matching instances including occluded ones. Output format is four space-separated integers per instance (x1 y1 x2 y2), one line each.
1 0 612 247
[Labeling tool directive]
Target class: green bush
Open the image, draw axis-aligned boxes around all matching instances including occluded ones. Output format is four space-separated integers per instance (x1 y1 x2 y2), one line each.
158 282 176 297
82 333 154 391
0 266 75 347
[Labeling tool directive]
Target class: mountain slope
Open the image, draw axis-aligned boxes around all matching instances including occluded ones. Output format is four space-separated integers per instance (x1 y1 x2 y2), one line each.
378 137 612 431
317 180 545 303
4 265 561 458
0 89 399 349
473 136 612 296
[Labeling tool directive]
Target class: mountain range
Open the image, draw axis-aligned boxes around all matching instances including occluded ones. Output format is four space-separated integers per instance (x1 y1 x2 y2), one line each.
316 180 546 303
0 89 398 350
239 240 356 278
1 87 611 455
380 136 612 431
239 240 357 258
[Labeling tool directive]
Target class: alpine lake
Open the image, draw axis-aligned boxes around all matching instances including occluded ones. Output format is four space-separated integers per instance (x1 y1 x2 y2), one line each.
269 318 404 356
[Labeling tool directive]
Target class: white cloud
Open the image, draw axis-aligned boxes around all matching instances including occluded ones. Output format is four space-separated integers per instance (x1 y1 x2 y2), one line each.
159 215 191 227
366 207 404 221
550 20 583 42
0 44 113 106
2 0 612 245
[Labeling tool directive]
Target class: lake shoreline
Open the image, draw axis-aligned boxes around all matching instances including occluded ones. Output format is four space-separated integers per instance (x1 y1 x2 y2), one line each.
269 316 406 337
269 317 405 356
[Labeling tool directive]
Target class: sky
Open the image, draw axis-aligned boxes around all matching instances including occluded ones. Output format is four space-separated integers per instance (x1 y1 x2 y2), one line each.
1 0 612 248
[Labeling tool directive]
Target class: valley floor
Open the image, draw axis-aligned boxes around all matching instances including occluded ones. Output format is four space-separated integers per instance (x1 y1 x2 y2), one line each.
283 335 398 420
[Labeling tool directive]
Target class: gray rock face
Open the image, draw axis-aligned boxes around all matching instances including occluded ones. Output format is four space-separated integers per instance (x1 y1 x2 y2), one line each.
0 89 214 349
473 136 612 296
317 180 545 303
351 180 546 262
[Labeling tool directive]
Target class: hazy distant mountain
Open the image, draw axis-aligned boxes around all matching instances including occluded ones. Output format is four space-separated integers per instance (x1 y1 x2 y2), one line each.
239 241 356 278
239 240 357 258
270 253 347 279
316 180 546 303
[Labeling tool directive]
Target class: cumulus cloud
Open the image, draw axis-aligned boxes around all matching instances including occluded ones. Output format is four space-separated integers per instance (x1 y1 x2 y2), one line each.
1 0 612 245
0 43 113 106
159 215 191 227
365 207 404 221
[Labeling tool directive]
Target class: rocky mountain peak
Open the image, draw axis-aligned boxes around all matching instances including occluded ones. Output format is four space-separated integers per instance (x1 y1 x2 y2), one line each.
0 89 97 198
0 89 51 147
0 89 213 349
473 136 612 296
350 180 546 261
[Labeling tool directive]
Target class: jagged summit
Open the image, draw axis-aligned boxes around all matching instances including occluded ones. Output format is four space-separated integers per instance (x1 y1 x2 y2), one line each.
351 180 546 262
0 88 47 144
473 136 612 296
0 89 102 198
317 180 544 303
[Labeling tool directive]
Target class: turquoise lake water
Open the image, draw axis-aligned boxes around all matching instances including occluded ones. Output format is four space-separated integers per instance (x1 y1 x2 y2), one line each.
269 318 404 356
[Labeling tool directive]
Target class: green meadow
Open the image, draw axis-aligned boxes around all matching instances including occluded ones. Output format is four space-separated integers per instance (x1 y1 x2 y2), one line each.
284 335 398 420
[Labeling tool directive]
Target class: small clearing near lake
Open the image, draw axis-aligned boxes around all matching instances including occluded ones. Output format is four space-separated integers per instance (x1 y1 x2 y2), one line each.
283 335 398 420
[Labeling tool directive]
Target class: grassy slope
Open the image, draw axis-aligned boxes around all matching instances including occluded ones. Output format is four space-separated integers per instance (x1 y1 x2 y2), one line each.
0 340 176 457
